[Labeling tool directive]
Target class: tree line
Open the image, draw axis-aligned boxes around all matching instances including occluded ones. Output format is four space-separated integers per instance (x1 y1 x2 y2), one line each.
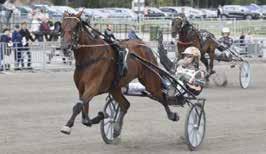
51 0 266 8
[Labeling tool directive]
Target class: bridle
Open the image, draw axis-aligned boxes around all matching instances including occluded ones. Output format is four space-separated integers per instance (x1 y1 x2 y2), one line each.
62 16 95 50
61 16 115 71
62 16 117 50
174 16 186 33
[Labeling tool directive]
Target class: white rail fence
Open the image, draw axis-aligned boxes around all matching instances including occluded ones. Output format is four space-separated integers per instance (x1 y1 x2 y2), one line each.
0 40 265 72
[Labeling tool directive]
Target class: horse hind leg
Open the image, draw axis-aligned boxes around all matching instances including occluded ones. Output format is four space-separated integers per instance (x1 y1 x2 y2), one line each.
138 68 179 122
60 101 83 135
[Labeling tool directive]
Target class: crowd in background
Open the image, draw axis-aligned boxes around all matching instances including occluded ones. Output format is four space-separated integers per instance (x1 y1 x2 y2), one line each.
0 15 62 71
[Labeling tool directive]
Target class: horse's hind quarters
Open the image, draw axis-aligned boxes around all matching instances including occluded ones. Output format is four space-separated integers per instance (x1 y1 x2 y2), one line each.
60 126 71 135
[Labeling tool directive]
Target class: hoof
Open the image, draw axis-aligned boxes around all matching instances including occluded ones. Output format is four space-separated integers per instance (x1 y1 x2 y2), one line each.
60 126 71 135
230 65 235 68
114 123 122 138
210 70 216 75
168 112 179 122
82 118 92 127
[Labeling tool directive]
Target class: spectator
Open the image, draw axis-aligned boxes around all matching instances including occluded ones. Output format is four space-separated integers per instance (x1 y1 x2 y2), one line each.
38 8 49 22
0 28 12 70
30 11 43 42
239 31 246 47
40 18 51 41
104 24 116 41
245 31 254 44
217 5 223 18
12 24 23 70
20 22 34 69
128 26 141 40
2 0 16 27
49 21 61 41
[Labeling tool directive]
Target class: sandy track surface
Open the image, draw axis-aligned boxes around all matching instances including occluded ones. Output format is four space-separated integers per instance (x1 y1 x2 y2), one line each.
0 63 266 154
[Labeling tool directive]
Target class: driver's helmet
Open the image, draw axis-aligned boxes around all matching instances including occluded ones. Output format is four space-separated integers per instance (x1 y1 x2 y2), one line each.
182 46 201 61
222 27 230 35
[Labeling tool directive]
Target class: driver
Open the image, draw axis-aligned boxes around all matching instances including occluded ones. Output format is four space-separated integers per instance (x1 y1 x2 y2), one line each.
104 24 128 78
218 27 233 49
216 27 233 61
175 46 206 95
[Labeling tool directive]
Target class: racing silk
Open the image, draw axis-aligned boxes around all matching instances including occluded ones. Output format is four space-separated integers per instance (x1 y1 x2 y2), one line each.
175 60 206 87
218 36 233 50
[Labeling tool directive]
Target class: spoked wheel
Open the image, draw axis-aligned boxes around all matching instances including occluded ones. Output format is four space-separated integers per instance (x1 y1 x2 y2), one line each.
100 95 121 144
239 61 251 89
211 71 228 87
185 103 206 151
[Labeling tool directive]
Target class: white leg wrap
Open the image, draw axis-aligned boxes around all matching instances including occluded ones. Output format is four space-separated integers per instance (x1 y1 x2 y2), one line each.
60 126 71 135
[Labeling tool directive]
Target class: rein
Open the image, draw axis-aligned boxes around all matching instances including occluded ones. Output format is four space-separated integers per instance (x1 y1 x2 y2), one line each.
177 40 193 46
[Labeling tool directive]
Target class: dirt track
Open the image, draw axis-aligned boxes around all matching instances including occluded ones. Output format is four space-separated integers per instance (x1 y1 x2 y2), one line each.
0 62 266 154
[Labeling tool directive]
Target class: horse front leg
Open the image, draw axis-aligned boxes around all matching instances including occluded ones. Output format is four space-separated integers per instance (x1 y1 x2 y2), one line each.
81 101 105 127
209 50 216 75
110 88 130 137
60 100 83 135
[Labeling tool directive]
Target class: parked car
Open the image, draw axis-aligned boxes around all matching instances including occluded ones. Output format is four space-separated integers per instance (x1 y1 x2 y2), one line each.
16 6 32 18
245 3 263 19
144 7 167 18
110 8 138 20
167 7 204 19
51 6 78 14
201 9 217 18
76 8 110 19
261 5 266 19
32 4 62 19
159 7 180 17
76 8 93 18
222 5 260 20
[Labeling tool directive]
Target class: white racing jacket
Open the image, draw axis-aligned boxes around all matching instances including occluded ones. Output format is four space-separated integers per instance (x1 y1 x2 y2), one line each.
175 60 206 87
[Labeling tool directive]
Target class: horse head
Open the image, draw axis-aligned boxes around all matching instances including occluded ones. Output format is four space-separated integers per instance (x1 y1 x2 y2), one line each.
171 16 186 38
61 11 84 51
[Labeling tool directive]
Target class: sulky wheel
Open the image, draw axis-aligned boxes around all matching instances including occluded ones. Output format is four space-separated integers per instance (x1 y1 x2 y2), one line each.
100 95 121 144
239 61 251 89
185 103 206 151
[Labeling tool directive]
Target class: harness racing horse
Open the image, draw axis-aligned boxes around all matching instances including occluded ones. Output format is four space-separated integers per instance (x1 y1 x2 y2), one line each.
60 12 179 136
171 16 219 76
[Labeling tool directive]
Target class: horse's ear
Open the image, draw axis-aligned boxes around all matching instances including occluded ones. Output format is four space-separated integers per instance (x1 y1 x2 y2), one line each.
76 9 84 18
63 11 69 17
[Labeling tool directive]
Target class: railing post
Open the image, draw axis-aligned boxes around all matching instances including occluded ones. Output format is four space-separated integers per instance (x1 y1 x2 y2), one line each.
42 42 46 71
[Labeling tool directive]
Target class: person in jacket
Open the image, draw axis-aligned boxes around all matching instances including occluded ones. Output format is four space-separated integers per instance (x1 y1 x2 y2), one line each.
20 22 34 69
128 26 141 40
0 28 12 70
12 24 23 70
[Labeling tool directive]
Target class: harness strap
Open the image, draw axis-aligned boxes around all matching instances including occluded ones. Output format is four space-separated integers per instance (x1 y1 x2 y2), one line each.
77 43 114 48
177 40 193 46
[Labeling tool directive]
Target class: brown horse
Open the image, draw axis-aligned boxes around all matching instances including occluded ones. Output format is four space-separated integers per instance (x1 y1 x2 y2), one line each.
60 12 179 136
171 16 220 75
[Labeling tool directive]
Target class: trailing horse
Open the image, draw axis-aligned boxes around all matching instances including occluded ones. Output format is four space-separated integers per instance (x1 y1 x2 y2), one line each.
171 16 220 75
60 12 179 136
